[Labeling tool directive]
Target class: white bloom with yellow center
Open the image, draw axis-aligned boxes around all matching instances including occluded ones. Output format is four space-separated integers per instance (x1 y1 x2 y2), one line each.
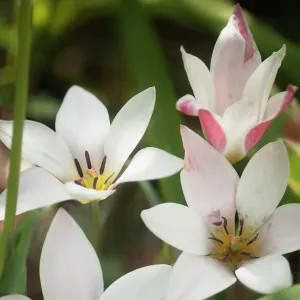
142 126 298 298
0 208 172 300
0 86 183 218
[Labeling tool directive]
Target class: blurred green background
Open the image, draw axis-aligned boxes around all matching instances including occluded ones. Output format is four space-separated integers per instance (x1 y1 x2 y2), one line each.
0 0 300 299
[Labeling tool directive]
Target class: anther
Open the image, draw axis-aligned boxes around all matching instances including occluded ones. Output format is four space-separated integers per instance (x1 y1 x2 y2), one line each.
240 252 251 256
222 217 229 235
247 233 259 246
93 177 99 189
85 151 92 169
223 252 229 262
104 172 115 184
100 156 107 175
74 179 83 186
74 159 83 178
239 218 244 236
208 237 224 244
212 221 223 226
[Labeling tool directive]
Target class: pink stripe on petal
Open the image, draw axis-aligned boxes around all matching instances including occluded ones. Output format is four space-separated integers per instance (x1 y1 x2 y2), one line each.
279 84 297 113
199 109 226 152
176 95 201 116
177 100 198 116
233 4 254 62
244 120 272 152
245 84 297 153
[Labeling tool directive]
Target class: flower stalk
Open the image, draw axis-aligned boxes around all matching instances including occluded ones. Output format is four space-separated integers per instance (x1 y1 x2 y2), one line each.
91 201 100 252
0 0 32 277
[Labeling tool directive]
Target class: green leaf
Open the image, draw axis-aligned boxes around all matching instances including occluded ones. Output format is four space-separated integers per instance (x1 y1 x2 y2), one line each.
286 141 300 198
118 0 184 204
0 213 37 295
258 285 300 300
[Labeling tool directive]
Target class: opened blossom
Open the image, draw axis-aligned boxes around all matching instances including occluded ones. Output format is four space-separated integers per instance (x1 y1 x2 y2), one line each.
0 209 172 300
0 86 183 218
176 4 296 162
141 126 300 298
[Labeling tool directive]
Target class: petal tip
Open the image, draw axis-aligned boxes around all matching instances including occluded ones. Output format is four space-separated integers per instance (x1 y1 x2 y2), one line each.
176 95 200 116
180 45 186 54
233 3 243 19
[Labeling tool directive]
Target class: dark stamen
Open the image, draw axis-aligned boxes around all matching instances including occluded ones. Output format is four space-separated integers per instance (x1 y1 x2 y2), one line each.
247 233 259 246
74 159 83 177
223 252 229 262
93 177 99 189
85 151 92 169
222 217 229 235
213 221 223 226
104 172 115 184
239 218 244 236
100 156 107 175
208 237 224 244
240 252 251 256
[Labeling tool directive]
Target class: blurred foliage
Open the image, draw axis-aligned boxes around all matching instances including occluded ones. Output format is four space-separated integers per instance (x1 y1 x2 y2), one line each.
0 0 299 299
258 285 300 300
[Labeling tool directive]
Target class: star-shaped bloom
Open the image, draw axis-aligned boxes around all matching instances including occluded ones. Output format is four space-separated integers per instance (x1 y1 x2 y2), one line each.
141 126 299 298
0 86 183 218
0 208 172 300
176 4 296 163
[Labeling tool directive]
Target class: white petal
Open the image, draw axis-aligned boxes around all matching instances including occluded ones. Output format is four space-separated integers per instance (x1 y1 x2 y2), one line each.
0 296 31 300
236 141 289 234
210 4 261 115
236 255 292 294
40 209 104 300
180 126 238 226
104 87 155 176
141 203 210 255
65 182 115 202
222 99 258 160
260 204 300 255
164 253 236 300
264 85 297 121
243 46 286 121
176 94 202 116
56 86 110 170
0 167 71 220
0 120 76 182
115 147 183 185
181 47 215 110
100 265 171 300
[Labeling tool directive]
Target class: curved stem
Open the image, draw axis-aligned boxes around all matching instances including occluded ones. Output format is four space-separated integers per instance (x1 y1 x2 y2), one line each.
0 0 32 277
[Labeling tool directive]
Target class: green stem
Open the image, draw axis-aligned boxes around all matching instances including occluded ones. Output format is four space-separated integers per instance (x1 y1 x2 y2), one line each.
91 201 101 252
0 0 32 278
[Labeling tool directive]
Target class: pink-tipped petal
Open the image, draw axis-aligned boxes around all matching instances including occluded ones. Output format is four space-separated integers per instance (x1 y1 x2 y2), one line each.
210 5 261 115
244 120 272 152
176 94 201 116
244 85 297 153
264 84 297 120
233 4 256 62
198 109 226 152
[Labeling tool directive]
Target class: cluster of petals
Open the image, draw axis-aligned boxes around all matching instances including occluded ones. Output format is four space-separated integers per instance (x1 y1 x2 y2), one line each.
142 125 300 298
0 4 298 300
0 209 172 300
176 4 296 162
0 86 183 219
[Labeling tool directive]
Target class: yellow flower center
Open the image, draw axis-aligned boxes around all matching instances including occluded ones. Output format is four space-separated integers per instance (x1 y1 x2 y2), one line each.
208 217 260 271
73 151 115 195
